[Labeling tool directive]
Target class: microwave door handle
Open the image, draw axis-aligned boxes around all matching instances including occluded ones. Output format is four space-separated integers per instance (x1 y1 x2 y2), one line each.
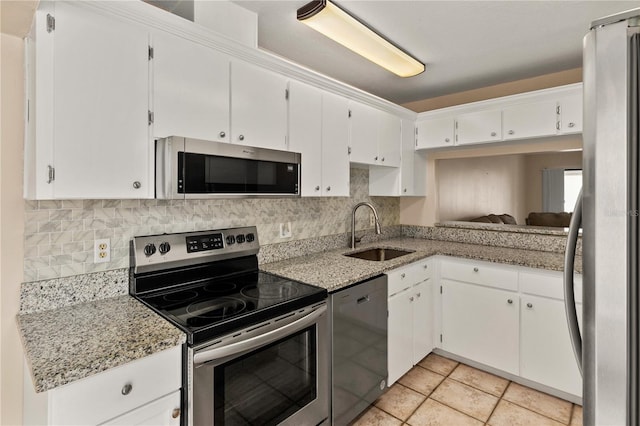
193 305 326 367
563 188 583 376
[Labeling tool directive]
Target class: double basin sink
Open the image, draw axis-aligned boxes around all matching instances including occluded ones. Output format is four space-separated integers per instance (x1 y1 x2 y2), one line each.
344 247 413 262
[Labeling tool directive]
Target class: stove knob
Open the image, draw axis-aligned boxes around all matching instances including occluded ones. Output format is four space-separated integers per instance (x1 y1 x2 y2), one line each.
159 242 171 255
143 243 156 256
226 235 235 245
236 234 245 244
246 233 255 243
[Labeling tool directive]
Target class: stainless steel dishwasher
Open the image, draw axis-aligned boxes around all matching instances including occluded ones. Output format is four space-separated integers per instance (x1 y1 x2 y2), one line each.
329 275 388 425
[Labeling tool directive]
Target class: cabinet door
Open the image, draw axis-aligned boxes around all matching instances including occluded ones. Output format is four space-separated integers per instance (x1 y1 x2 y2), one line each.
388 289 413 385
521 295 583 396
153 31 229 141
559 93 582 134
51 2 151 199
103 391 181 426
503 100 558 140
441 280 519 374
415 117 455 149
377 111 401 167
349 101 379 164
231 61 287 150
322 92 350 196
456 109 502 145
412 280 433 364
288 81 322 196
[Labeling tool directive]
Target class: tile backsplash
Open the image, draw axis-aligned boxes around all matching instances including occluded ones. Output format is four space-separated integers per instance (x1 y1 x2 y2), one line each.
23 168 400 281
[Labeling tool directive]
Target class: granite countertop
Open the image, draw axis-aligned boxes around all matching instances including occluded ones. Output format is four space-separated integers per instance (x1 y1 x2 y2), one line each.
18 295 186 393
260 237 582 292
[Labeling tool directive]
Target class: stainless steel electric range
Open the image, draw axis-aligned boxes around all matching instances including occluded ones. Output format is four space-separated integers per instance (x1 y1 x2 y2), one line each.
130 227 329 426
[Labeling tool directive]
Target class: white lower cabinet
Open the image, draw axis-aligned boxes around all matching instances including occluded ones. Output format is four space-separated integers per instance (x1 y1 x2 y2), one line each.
24 346 182 426
386 259 433 385
440 279 519 375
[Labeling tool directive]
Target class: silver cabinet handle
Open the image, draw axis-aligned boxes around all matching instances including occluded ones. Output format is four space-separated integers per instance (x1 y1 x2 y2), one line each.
219 131 226 138
132 181 141 189
315 186 320 191
121 383 133 395
238 135 245 141
409 296 414 302
508 130 515 135
403 188 407 193
381 157 385 162
473 267 479 272
416 292 421 298
374 156 378 161
507 299 513 304
526 302 533 308
445 138 450 142
491 131 497 137
326 186 331 191
564 189 583 375
568 122 575 128
401 273 405 279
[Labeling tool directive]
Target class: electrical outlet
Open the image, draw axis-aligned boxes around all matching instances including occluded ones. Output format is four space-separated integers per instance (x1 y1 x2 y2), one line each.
94 238 111 263
279 222 292 238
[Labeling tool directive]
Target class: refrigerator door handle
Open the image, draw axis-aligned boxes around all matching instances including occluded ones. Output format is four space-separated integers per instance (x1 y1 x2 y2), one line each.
564 188 583 375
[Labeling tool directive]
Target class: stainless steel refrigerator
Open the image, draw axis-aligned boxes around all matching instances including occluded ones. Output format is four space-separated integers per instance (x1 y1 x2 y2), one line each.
564 8 640 426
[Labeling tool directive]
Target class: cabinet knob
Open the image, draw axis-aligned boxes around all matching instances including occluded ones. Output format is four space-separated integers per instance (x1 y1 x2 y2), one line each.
416 292 421 298
375 156 378 161
326 186 331 191
491 132 497 137
424 264 428 269
527 302 533 308
508 130 515 135
315 186 320 191
121 383 133 396
381 157 385 162
410 296 414 302
507 299 513 304
171 408 181 419
219 131 226 138
238 135 245 141
445 138 450 143
132 181 141 189
401 273 405 279
403 188 407 193
568 122 575 128
473 267 479 272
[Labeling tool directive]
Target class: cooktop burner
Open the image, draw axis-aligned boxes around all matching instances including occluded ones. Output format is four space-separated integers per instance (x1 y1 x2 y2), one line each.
130 227 327 345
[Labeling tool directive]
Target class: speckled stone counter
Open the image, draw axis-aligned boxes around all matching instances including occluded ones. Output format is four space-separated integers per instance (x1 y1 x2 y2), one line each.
260 237 582 292
18 295 185 393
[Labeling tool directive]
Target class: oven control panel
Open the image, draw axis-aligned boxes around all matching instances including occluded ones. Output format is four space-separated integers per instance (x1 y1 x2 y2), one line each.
131 226 260 273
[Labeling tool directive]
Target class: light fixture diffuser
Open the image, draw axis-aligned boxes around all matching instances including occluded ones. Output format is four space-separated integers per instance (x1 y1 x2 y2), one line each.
297 0 424 78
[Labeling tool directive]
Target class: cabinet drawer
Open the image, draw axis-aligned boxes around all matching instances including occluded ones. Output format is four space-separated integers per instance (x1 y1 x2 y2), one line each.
520 269 583 304
50 346 181 425
440 258 518 291
386 258 432 296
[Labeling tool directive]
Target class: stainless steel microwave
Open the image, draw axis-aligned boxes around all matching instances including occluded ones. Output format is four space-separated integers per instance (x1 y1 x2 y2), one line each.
155 137 301 199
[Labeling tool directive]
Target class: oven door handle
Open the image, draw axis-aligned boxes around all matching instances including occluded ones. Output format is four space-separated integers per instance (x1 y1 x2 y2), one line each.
193 305 326 367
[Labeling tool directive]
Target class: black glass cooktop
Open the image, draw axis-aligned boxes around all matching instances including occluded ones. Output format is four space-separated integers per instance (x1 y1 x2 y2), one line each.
137 271 327 345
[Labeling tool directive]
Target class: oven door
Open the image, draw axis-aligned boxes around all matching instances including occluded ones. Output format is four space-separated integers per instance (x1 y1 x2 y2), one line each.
156 136 300 199
189 303 328 426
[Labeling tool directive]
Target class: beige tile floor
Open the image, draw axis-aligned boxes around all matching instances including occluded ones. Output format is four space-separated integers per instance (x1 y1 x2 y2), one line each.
351 353 583 426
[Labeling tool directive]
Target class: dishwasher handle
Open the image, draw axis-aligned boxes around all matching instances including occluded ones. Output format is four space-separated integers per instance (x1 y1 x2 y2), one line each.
563 188 583 376
193 305 326 367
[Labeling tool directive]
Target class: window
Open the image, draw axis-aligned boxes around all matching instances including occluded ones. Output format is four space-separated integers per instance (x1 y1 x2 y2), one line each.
564 169 582 212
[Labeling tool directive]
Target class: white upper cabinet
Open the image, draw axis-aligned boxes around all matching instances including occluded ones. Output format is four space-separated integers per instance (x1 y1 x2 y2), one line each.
231 60 288 150
502 99 558 141
349 101 379 164
321 92 350 196
152 31 230 142
377 111 401 167
558 92 583 134
455 109 502 145
415 116 455 149
25 2 152 199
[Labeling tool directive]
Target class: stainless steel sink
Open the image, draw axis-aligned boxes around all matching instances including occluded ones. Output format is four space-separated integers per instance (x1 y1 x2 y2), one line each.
344 247 413 261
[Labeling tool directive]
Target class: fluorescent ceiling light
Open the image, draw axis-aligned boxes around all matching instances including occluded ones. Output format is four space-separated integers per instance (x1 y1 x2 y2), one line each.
297 0 425 78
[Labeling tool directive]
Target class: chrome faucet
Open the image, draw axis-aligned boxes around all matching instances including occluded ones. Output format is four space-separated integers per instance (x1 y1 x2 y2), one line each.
351 202 382 249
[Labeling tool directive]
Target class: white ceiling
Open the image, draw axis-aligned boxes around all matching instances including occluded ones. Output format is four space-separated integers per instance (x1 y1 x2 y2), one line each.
231 0 638 104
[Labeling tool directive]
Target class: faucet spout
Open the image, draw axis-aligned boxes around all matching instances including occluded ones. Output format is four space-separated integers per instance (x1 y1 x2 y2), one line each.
351 202 382 249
